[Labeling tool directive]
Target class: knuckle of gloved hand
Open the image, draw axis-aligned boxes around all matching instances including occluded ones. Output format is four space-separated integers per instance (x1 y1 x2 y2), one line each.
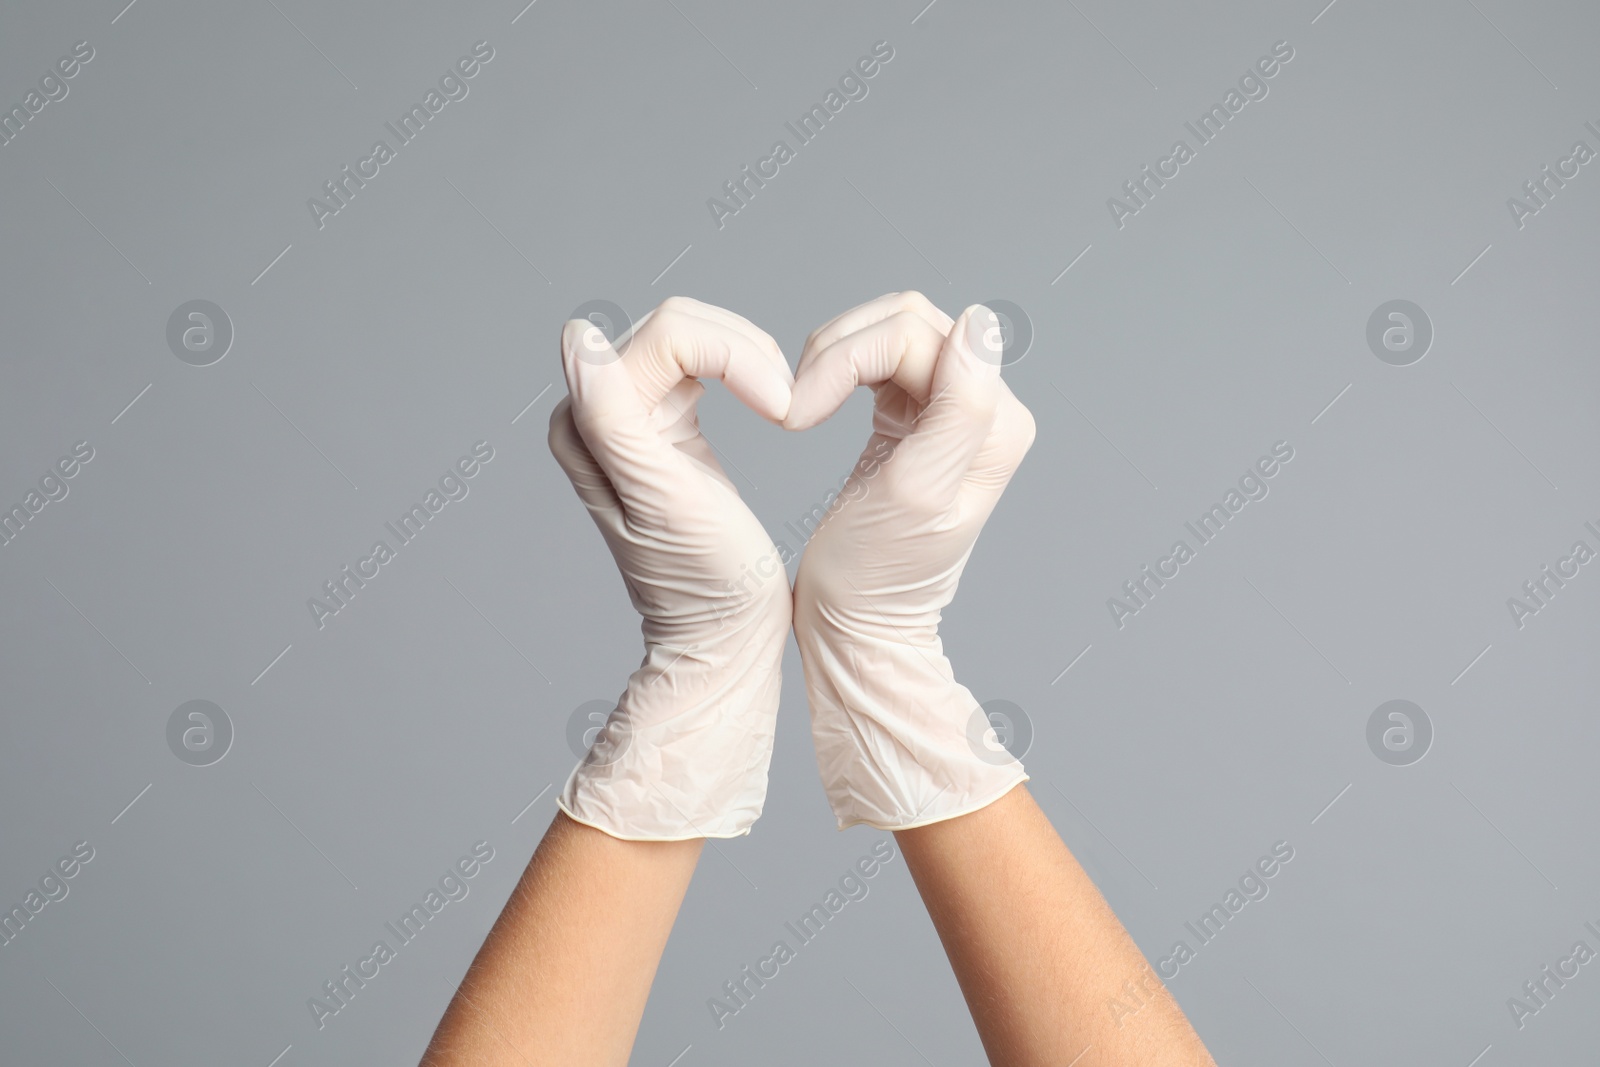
887 308 926 346
898 290 929 315
803 314 835 352
630 311 672 360
648 303 692 341
909 291 952 328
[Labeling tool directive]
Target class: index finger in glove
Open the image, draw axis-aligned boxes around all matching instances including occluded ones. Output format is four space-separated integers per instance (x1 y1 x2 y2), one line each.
797 291 954 381
785 307 947 431
606 296 792 423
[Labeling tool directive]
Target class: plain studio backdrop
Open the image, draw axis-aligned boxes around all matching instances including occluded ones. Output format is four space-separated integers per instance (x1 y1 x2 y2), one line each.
2 0 1598 1063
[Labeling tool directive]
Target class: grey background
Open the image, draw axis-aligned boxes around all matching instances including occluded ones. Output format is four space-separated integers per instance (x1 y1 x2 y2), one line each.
1 0 1596 1063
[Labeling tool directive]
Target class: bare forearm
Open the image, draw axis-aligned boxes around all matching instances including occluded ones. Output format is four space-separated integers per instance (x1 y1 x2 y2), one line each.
894 785 1215 1067
422 812 702 1067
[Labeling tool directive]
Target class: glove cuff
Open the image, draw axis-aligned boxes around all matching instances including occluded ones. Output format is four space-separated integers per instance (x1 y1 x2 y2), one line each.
558 647 782 841
800 628 1028 831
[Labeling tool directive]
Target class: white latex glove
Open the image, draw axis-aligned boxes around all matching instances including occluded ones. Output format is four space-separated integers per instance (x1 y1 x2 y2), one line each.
784 292 1037 831
548 297 794 841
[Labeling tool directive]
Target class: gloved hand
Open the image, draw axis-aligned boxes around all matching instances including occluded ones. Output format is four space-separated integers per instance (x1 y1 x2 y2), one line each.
784 292 1037 830
548 297 794 840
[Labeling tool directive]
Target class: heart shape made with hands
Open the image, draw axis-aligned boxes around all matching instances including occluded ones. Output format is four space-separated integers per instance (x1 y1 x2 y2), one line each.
548 292 1035 841
560 291 1011 443
549 290 1020 551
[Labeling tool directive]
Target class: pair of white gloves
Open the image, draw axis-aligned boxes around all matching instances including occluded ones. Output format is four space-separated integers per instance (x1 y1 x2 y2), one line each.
548 294 1036 840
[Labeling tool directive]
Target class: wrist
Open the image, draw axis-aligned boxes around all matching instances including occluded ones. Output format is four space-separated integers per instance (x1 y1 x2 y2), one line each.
798 628 1026 831
560 617 786 841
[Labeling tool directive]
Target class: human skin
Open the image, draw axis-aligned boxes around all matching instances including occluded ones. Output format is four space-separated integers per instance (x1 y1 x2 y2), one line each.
420 812 702 1067
896 785 1218 1066
787 292 1217 1064
425 297 789 1064
424 293 1216 1065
